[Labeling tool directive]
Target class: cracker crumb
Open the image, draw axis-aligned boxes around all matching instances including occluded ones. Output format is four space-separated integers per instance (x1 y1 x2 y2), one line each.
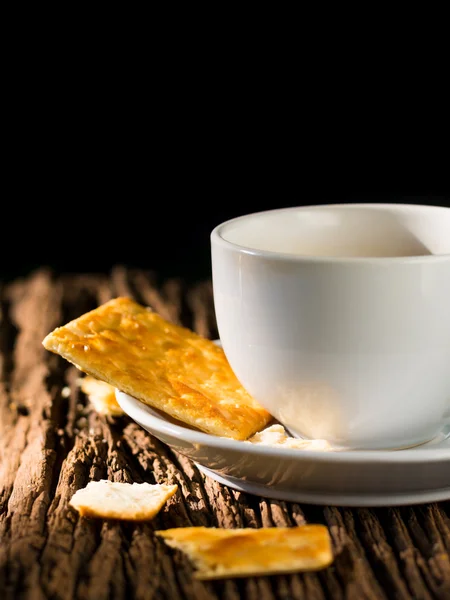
247 424 332 451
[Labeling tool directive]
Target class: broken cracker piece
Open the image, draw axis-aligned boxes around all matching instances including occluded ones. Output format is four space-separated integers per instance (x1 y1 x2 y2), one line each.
248 424 332 451
42 297 271 440
156 525 333 579
80 376 124 416
69 480 178 520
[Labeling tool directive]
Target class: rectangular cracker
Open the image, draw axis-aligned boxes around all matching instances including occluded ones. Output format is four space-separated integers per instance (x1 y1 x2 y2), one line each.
42 297 271 440
69 480 178 520
156 525 334 579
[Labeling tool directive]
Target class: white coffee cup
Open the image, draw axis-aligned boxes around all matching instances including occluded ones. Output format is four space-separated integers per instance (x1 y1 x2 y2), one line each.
211 203 450 450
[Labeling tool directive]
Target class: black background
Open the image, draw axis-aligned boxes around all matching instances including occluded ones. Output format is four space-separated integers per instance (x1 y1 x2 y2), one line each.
3 156 448 284
5 189 447 284
3 75 449 285
3 24 449 285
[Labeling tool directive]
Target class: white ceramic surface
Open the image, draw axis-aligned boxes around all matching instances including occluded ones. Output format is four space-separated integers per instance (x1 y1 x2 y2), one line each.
210 203 450 450
116 389 450 507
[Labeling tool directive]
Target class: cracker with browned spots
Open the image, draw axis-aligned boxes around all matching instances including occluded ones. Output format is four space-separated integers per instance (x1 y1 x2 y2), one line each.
43 297 271 440
156 525 334 579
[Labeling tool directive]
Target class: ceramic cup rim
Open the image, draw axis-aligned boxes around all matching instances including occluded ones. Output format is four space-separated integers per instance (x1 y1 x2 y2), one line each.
211 203 450 264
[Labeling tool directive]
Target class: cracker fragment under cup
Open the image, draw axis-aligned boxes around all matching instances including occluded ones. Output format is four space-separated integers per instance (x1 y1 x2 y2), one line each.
69 480 178 520
79 376 125 416
42 297 271 440
156 525 334 579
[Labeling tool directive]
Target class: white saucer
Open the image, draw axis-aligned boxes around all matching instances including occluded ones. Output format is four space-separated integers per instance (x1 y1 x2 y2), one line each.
116 389 450 508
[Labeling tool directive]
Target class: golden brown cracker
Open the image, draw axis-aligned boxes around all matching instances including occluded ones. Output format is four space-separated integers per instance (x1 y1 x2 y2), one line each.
156 525 334 579
43 297 271 440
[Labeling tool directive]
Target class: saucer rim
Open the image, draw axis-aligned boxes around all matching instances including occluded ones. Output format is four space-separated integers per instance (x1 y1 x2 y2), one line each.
195 463 450 507
115 389 450 464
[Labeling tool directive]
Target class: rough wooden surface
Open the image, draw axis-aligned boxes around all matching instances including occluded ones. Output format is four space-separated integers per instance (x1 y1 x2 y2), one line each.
1 267 450 600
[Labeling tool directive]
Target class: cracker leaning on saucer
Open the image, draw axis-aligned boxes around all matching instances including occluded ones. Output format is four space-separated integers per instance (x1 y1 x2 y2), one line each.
42 297 272 440
69 480 178 520
156 525 333 579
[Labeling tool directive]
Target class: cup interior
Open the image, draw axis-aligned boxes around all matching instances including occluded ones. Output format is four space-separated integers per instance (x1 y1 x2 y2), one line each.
216 204 450 258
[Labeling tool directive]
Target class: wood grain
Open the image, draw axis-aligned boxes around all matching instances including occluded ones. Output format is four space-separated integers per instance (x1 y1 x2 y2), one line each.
1 267 450 600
